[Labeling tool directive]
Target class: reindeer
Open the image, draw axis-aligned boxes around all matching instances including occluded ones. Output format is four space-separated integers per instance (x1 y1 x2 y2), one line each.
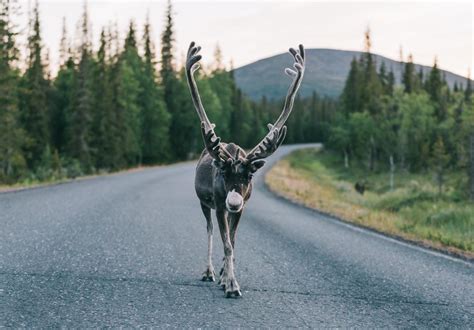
185 42 305 297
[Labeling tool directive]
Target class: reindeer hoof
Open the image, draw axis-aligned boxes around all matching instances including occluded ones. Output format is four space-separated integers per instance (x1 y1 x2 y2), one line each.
225 288 242 298
201 267 216 282
218 278 226 289
224 279 241 298
218 272 228 289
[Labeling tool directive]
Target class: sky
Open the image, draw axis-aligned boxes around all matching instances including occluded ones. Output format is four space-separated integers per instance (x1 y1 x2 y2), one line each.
16 0 473 78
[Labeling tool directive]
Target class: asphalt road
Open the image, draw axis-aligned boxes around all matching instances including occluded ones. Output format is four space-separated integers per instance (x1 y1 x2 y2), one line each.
1 144 473 327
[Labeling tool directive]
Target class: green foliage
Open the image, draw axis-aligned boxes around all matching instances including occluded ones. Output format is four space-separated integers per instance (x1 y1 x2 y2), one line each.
2 0 473 216
159 1 199 160
168 70 200 159
465 75 472 102
90 29 116 169
115 22 143 165
51 57 74 153
0 0 27 183
327 116 351 167
330 42 473 206
348 111 377 161
402 55 421 94
64 3 95 172
139 18 170 164
208 70 234 140
425 60 443 103
19 2 50 167
397 91 435 170
430 136 450 194
341 58 362 115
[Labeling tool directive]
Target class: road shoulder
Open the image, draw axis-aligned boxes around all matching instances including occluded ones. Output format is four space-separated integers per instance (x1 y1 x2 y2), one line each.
264 151 474 263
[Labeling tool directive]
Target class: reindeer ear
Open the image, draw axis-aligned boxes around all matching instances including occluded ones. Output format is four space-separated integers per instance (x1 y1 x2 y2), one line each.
249 159 266 173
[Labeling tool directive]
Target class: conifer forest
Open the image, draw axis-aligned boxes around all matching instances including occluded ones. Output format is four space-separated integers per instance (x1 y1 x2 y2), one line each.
0 0 473 205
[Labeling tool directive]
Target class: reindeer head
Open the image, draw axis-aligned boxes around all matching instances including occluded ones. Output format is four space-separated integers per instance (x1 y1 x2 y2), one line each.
186 41 305 213
208 146 266 213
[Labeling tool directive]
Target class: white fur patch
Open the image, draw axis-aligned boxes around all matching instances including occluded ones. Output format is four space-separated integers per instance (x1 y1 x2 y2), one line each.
226 190 243 213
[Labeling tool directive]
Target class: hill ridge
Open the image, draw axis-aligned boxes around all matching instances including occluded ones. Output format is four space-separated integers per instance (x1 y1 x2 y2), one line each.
233 48 471 100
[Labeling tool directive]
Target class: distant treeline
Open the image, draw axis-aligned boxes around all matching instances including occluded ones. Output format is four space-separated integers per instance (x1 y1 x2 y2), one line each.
326 30 474 200
0 0 334 184
1 0 473 200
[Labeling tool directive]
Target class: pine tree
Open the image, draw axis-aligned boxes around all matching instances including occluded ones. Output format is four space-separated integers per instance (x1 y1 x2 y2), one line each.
173 69 201 157
418 68 424 84
19 0 49 167
52 56 74 153
378 61 388 93
208 48 236 140
425 58 442 103
58 17 68 68
91 28 116 169
402 54 416 93
465 71 472 102
160 0 174 87
50 18 73 153
0 0 27 182
197 76 224 137
360 27 383 115
341 57 362 115
387 69 395 96
114 20 142 165
139 16 171 163
305 91 321 141
160 0 197 159
213 43 224 71
67 2 94 171
424 58 450 122
230 88 253 147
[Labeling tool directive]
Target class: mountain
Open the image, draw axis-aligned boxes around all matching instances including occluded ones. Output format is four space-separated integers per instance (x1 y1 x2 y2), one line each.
233 48 471 100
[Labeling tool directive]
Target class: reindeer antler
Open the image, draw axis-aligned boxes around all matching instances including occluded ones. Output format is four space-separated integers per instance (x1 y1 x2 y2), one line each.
246 44 306 163
185 42 234 162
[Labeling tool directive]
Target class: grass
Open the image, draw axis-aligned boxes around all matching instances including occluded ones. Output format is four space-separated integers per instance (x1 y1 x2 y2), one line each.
265 147 474 259
0 176 69 192
0 164 166 193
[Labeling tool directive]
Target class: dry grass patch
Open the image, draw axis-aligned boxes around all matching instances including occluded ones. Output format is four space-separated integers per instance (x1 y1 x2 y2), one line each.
266 148 473 260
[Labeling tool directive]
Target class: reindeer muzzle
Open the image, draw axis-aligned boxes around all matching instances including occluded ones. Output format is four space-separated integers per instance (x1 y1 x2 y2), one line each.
226 189 243 213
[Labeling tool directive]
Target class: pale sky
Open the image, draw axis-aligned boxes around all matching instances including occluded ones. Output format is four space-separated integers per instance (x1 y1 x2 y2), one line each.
16 0 474 78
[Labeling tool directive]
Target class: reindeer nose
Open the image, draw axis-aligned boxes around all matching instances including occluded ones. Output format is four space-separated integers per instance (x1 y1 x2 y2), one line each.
226 189 243 213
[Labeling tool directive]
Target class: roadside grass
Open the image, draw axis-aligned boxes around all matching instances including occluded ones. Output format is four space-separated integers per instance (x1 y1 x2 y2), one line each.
0 164 166 193
0 175 77 192
266 148 474 258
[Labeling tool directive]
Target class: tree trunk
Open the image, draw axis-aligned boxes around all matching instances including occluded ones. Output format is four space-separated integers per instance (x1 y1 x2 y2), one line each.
344 150 349 169
389 154 395 191
437 170 443 196
368 136 375 172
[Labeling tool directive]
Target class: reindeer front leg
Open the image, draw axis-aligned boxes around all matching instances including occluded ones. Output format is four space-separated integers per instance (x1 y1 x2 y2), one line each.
218 211 241 279
200 203 216 282
229 211 242 249
216 208 241 297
